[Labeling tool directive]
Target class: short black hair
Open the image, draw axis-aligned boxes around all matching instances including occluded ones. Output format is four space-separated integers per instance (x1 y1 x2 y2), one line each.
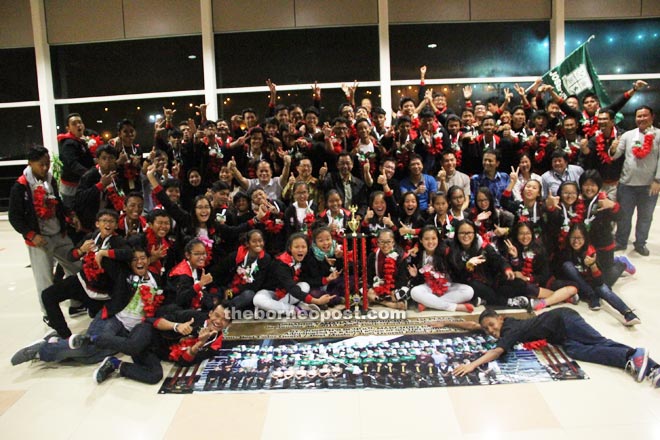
96 209 119 221
27 145 49 162
479 308 499 325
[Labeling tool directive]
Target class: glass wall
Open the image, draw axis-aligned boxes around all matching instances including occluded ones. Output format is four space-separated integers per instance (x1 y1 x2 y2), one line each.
215 26 379 88
0 48 38 102
565 18 660 75
389 22 550 80
50 36 204 99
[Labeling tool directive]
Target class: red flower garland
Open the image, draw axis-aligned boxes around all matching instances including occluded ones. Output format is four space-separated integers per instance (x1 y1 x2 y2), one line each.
33 186 58 219
428 132 444 155
373 254 397 297
146 227 170 273
632 133 655 159
139 284 164 318
169 337 197 361
422 269 449 297
264 218 284 234
106 187 125 212
521 253 535 283
533 132 549 164
522 339 548 350
594 131 614 164
82 251 104 282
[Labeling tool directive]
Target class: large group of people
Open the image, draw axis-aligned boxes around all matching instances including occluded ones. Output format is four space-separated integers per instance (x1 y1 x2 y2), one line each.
7 69 660 389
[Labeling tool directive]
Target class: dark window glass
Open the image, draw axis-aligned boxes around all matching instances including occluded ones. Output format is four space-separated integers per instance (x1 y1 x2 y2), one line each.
389 22 550 80
600 80 659 131
51 36 203 99
0 48 38 102
0 107 43 159
565 19 660 75
55 96 204 149
217 87 381 123
215 27 379 88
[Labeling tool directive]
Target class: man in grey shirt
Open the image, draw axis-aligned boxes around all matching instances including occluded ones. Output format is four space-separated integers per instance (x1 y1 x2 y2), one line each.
437 150 470 209
541 149 584 198
611 105 660 256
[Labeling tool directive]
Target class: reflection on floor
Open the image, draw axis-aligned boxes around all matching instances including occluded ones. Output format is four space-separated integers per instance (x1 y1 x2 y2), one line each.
0 214 659 439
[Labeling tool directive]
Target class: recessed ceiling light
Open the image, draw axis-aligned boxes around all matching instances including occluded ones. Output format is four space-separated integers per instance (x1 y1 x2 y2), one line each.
427 43 437 49
188 55 197 60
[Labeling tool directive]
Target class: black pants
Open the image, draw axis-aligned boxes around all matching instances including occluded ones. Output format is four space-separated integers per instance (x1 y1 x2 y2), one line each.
95 318 163 385
41 275 106 338
469 279 527 306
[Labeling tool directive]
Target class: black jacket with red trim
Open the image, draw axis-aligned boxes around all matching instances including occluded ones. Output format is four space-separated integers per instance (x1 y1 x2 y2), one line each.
59 133 94 185
9 174 68 245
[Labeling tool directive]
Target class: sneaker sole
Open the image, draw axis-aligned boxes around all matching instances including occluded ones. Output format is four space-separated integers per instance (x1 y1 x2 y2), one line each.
624 318 641 327
93 356 114 384
10 339 45 366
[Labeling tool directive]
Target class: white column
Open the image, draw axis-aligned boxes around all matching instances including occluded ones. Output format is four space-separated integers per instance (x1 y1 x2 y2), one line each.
550 0 565 67
30 0 58 154
377 0 392 122
201 0 218 120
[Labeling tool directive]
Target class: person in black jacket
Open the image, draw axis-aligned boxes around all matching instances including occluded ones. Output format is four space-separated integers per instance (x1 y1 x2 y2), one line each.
253 233 332 314
304 227 345 307
74 144 124 232
41 209 132 339
9 146 81 315
58 113 94 209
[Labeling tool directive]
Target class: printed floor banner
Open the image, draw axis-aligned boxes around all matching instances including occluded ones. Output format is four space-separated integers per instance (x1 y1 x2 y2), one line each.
158 333 587 394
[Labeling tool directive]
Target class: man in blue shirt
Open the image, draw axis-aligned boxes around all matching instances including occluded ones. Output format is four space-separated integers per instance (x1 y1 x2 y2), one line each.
470 148 510 207
400 154 437 213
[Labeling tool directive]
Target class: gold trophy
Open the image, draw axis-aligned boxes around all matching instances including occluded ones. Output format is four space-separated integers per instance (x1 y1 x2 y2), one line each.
347 205 360 235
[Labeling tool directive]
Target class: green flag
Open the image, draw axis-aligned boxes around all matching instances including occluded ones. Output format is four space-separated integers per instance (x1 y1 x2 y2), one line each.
542 39 611 107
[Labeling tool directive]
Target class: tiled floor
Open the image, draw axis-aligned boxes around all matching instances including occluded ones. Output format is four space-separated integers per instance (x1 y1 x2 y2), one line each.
1 211 659 440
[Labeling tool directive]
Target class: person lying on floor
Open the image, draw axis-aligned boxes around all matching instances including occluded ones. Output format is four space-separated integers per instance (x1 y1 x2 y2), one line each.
430 308 660 388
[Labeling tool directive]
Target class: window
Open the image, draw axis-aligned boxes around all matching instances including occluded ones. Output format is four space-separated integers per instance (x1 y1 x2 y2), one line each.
50 36 204 99
389 22 550 80
0 107 43 159
215 26 379 88
54 96 204 149
0 48 38 102
565 19 660 75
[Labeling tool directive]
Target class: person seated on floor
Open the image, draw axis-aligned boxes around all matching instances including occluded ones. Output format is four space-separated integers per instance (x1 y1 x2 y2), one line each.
407 226 474 313
366 228 408 310
430 308 660 389
11 248 192 386
42 209 132 339
253 232 333 315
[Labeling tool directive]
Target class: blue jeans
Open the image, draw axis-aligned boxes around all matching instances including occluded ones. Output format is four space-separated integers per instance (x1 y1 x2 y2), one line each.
39 314 115 364
562 310 633 369
561 262 632 316
615 184 658 248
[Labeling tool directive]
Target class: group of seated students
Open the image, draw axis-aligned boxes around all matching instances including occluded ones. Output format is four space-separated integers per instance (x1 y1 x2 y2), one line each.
8 70 659 389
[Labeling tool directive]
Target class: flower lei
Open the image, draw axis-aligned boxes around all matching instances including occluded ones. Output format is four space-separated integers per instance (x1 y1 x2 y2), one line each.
564 139 580 163
85 134 103 157
33 185 58 219
582 111 598 138
169 337 197 361
428 130 444 155
264 213 284 234
146 227 170 273
373 250 398 297
106 186 125 212
594 129 615 164
303 211 316 236
448 133 463 167
138 284 164 318
522 339 548 350
229 246 261 294
632 130 655 160
532 130 550 165
558 199 585 248
419 263 449 297
520 249 535 282
82 251 104 282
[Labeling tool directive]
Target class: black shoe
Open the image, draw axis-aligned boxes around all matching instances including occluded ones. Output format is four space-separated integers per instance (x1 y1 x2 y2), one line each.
68 305 87 317
94 356 118 384
634 245 650 256
614 243 627 252
68 334 92 349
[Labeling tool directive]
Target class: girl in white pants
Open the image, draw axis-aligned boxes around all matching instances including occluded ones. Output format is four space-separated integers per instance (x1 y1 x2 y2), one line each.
408 226 474 312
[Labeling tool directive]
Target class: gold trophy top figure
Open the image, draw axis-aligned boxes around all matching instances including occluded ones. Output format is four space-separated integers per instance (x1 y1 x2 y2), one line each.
347 205 360 235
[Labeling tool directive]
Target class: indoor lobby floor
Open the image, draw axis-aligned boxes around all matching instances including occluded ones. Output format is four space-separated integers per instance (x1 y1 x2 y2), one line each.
0 210 659 440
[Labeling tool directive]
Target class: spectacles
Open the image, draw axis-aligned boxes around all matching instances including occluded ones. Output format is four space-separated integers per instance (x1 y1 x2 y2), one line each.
378 240 394 245
191 252 207 257
458 232 475 236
